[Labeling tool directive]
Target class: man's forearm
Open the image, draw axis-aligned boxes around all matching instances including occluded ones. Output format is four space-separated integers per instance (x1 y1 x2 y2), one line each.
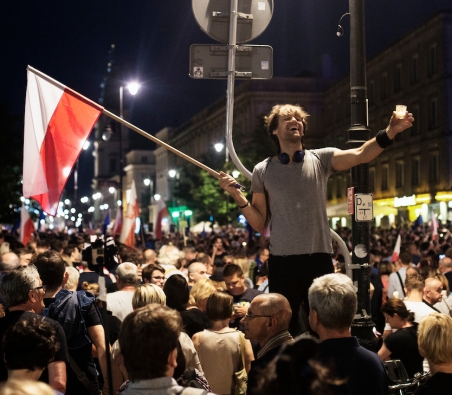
48 361 67 394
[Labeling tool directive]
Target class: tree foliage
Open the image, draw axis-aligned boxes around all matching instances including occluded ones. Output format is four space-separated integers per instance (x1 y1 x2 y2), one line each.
172 115 275 226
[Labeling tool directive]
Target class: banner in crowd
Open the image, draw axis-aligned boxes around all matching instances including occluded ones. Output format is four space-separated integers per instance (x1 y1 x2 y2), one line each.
20 203 34 245
120 180 139 249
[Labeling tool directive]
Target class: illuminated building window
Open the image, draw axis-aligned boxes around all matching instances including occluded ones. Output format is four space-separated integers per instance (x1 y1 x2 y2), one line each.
429 153 439 184
395 160 404 189
381 164 389 191
411 157 420 186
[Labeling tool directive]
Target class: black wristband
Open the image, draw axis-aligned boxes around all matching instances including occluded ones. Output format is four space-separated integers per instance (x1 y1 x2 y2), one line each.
238 201 249 209
376 129 394 148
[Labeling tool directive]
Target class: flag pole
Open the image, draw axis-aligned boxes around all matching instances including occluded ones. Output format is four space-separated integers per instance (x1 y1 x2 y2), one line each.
103 109 245 191
103 109 220 178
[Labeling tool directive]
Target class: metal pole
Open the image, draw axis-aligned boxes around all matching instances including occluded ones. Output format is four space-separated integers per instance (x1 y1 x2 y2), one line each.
225 0 238 165
119 86 124 211
348 0 376 349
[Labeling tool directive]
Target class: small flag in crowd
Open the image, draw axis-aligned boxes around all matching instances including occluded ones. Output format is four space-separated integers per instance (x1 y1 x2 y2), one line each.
102 210 111 235
155 198 170 241
22 66 103 216
412 214 423 229
20 203 35 246
391 234 401 262
112 206 123 236
431 211 438 241
120 180 139 249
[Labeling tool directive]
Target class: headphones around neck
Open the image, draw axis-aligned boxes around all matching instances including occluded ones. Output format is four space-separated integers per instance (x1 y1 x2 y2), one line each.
278 150 305 165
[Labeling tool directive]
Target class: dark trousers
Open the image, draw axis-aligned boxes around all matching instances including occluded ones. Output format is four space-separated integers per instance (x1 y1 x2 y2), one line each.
268 253 334 336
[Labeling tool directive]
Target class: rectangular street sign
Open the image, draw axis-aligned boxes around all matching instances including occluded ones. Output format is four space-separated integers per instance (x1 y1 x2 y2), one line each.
354 193 373 222
189 44 273 80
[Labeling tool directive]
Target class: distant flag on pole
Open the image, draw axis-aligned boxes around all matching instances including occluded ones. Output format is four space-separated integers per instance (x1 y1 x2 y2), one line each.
22 66 103 216
155 199 170 241
20 203 35 246
391 234 401 262
37 210 46 231
120 180 139 249
112 206 123 236
412 214 423 229
88 221 94 236
102 210 111 235
431 211 438 241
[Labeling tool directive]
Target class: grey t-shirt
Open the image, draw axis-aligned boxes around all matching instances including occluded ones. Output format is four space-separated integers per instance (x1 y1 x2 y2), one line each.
251 148 337 256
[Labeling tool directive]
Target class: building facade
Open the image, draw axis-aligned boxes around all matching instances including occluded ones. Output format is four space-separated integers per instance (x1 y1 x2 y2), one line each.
325 12 452 227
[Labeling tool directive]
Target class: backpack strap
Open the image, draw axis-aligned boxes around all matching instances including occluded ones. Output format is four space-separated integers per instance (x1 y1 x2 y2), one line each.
396 272 406 297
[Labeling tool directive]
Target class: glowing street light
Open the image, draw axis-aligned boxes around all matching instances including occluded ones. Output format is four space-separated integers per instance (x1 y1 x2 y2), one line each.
168 170 177 178
154 194 161 201
127 82 141 96
214 143 224 152
143 178 151 186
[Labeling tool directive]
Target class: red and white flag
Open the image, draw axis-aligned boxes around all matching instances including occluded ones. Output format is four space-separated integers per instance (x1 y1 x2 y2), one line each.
23 66 103 216
112 206 123 236
120 180 139 249
155 198 170 241
391 234 401 262
431 211 438 241
20 203 35 246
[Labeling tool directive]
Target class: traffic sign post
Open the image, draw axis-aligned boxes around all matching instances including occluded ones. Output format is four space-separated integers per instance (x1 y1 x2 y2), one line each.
191 0 274 173
189 44 273 79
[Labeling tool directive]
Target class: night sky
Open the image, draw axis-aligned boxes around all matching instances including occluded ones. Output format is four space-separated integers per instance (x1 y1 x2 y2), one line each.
1 1 451 196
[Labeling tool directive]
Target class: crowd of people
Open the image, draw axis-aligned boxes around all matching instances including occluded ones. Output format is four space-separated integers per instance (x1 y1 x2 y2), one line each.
1 103 451 394
0 220 449 394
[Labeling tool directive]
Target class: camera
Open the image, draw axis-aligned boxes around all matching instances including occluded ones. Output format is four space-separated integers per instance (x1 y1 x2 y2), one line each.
82 235 119 272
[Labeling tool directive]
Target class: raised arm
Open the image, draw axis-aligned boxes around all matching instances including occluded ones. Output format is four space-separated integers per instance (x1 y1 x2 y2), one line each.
219 171 267 233
331 111 414 172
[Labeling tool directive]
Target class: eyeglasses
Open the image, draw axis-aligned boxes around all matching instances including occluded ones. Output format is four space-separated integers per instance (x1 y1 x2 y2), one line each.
244 312 273 320
151 276 165 281
33 285 47 293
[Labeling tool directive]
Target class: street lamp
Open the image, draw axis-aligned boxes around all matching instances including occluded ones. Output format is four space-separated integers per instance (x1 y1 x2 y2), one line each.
118 82 141 209
214 142 224 153
168 170 177 178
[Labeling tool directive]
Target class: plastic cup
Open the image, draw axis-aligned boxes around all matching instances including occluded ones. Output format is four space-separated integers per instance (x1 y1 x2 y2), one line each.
395 105 407 119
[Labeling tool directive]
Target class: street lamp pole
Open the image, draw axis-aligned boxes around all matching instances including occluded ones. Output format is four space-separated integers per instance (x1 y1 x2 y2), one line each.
347 0 375 348
119 86 124 212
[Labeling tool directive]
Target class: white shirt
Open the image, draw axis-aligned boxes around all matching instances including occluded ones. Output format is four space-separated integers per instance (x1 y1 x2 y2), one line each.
106 290 134 322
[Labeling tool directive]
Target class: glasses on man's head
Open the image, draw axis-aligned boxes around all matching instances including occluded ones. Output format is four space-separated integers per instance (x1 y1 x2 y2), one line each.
244 311 273 320
33 285 47 293
151 276 165 281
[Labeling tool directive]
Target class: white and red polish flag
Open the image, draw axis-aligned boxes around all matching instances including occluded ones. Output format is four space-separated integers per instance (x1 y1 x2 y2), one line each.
20 203 35 246
112 206 123 237
431 211 438 241
23 66 103 216
391 234 401 262
155 198 170 241
120 180 139 249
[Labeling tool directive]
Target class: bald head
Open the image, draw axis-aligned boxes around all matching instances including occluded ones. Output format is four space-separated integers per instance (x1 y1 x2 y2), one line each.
0 252 20 272
188 262 208 284
424 278 443 305
439 257 452 274
252 293 292 331
143 249 156 265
